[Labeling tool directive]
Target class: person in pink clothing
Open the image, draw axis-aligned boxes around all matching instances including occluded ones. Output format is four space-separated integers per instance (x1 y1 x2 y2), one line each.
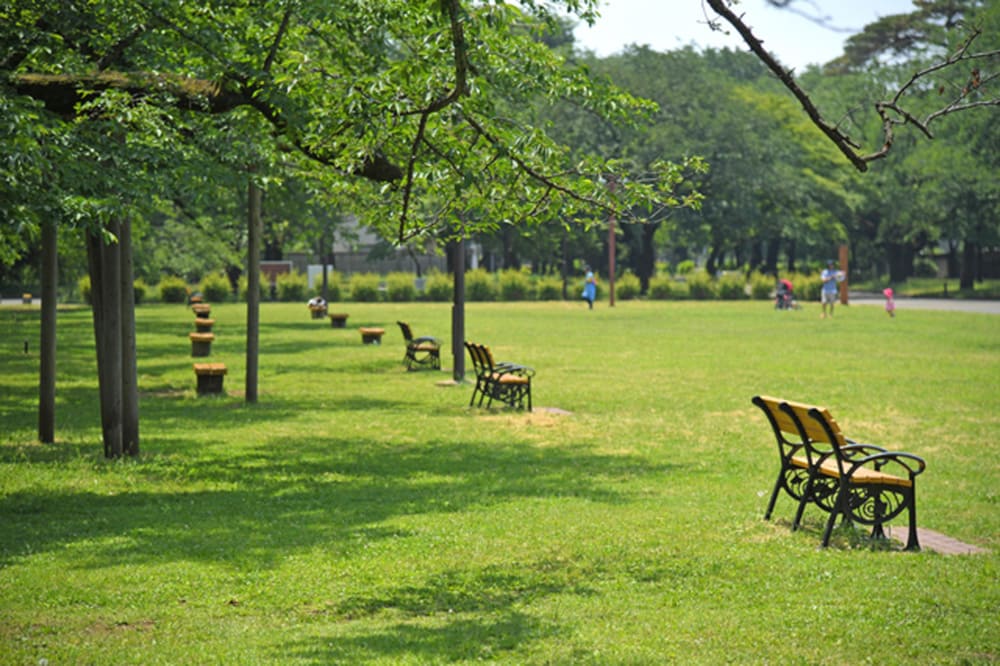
883 287 896 317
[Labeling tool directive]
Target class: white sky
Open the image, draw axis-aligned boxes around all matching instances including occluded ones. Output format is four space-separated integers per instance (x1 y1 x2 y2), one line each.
573 0 918 70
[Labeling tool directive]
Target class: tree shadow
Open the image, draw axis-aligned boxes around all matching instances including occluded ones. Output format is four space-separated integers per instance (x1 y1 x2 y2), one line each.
0 434 678 570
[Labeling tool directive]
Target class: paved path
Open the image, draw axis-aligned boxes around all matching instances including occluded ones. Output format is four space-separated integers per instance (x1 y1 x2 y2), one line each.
848 293 1000 314
897 528 990 555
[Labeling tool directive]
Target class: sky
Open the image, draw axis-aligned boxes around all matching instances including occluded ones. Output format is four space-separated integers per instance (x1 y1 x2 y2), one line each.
573 0 918 70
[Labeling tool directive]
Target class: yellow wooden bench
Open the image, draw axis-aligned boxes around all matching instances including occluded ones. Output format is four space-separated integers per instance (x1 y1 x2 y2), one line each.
465 341 533 411
752 395 926 550
397 321 441 371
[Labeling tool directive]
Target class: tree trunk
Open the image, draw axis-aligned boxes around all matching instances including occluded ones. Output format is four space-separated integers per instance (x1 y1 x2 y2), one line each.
886 243 913 283
119 217 140 456
637 222 659 294
959 240 976 290
785 239 797 273
87 224 124 458
705 245 723 276
451 237 465 382
765 238 780 276
38 220 57 444
246 178 262 403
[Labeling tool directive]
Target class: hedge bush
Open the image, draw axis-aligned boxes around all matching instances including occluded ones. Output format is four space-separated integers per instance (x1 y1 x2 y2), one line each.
200 272 232 302
423 271 453 302
133 279 148 305
385 272 416 302
238 275 268 302
685 271 717 300
465 269 497 301
717 272 748 300
615 272 642 300
748 272 774 300
499 269 532 301
648 274 677 300
536 276 563 300
349 273 381 302
276 271 309 302
158 276 189 303
314 271 342 302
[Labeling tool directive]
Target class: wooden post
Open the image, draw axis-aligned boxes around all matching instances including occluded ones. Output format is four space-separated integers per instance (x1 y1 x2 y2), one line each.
246 177 261 403
839 244 849 305
38 220 57 444
452 237 465 382
607 177 616 308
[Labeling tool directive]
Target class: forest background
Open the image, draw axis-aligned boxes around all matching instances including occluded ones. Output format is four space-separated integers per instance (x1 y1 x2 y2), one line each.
2 0 997 302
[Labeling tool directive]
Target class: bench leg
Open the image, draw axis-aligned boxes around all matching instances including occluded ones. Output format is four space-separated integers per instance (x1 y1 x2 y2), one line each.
820 485 850 548
904 488 920 551
763 473 784 521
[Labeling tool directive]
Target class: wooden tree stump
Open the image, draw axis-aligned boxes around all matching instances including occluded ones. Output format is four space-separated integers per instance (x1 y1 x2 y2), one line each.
359 327 385 344
189 332 215 357
193 363 227 395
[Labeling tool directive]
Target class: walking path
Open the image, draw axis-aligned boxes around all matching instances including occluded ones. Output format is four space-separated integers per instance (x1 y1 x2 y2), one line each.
900 528 989 555
848 292 1000 314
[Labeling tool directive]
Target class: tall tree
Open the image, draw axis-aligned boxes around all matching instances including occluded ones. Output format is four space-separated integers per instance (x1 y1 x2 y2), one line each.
2 0 679 456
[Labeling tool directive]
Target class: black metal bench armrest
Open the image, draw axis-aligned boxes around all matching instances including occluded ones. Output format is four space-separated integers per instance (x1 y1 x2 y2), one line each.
841 443 889 459
411 335 441 345
847 451 927 478
495 362 535 377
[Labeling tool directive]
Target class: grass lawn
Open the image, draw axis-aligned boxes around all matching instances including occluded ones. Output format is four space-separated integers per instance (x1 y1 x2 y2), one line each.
1 299 998 664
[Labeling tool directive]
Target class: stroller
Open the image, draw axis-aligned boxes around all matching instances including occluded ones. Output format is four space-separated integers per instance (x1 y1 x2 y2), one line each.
774 279 799 310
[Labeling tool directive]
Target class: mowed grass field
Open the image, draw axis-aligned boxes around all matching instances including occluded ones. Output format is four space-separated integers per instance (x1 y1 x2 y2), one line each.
1 299 998 664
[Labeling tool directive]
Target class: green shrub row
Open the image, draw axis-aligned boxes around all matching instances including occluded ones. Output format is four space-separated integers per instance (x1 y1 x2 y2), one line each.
76 269 825 304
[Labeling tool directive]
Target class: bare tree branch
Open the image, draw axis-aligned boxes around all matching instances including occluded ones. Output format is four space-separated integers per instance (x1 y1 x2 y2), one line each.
705 0 1000 171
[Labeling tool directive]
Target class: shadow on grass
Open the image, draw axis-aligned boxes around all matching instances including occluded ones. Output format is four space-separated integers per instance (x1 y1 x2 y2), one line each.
0 433 677 567
282 612 554 664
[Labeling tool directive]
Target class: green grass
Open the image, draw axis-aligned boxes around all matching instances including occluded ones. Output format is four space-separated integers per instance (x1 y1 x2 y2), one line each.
1 300 998 664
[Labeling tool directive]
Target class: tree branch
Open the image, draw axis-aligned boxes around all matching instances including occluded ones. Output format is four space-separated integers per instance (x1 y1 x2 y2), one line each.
706 0 1000 171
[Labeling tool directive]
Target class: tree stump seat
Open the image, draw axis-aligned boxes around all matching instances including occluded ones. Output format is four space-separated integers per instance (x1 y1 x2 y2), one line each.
193 362 227 395
329 313 349 328
309 304 328 319
194 318 215 333
189 332 215 357
192 303 211 318
21 293 32 304
359 327 385 344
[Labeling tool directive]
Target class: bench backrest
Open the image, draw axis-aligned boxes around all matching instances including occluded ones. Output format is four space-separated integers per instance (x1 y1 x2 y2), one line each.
397 321 414 342
465 341 487 375
753 394 851 461
752 395 802 442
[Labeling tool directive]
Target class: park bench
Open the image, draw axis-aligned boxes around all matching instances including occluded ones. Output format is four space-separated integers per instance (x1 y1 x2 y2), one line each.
752 395 927 550
193 362 227 395
397 321 441 371
328 313 349 328
359 327 385 344
465 341 534 411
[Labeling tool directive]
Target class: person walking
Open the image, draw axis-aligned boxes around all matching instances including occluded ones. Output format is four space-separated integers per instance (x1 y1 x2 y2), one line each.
820 260 843 318
581 268 597 310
